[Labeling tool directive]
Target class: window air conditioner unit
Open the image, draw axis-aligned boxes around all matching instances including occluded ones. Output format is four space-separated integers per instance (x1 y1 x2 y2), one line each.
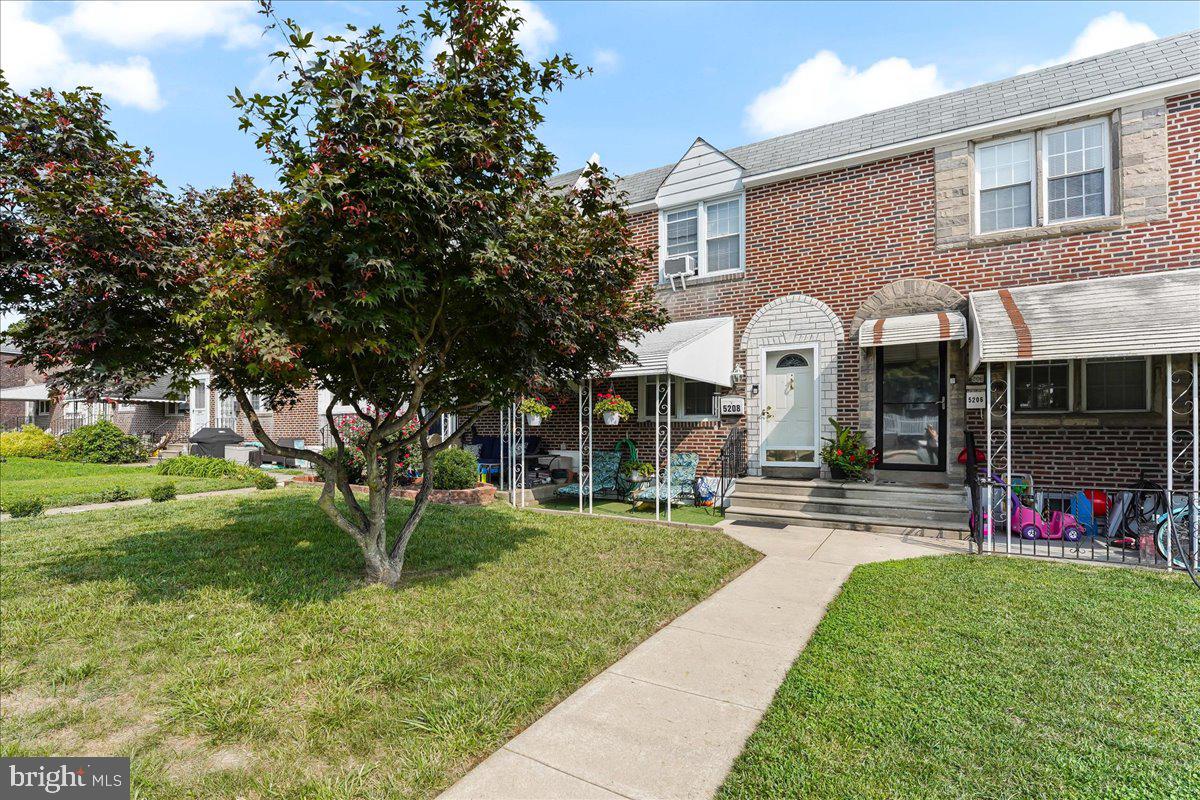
663 255 696 290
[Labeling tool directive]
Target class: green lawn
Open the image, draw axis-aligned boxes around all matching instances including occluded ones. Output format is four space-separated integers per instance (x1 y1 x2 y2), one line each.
0 457 257 511
719 556 1200 800
538 496 724 526
1 489 757 799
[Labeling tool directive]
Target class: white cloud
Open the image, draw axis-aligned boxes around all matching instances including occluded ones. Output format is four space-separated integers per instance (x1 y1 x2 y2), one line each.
744 50 947 138
592 48 620 73
0 1 163 110
508 1 557 59
1020 12 1156 73
61 0 260 50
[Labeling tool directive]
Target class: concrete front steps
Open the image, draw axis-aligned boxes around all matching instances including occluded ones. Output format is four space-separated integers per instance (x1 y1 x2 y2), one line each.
149 443 187 465
726 476 971 538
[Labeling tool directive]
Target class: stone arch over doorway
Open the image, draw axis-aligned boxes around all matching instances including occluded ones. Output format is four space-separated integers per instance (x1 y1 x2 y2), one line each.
849 278 967 342
741 294 844 477
852 279 969 481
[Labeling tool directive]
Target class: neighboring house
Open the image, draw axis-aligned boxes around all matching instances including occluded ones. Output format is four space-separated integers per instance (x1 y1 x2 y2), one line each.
471 31 1200 496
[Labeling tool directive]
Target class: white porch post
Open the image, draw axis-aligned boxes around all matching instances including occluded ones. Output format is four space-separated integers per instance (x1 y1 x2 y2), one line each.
499 404 505 491
1005 361 1013 555
587 377 594 514
1167 355 1175 570
985 363 994 552
577 382 583 514
666 378 673 524
1192 352 1198 571
654 375 661 521
517 406 526 508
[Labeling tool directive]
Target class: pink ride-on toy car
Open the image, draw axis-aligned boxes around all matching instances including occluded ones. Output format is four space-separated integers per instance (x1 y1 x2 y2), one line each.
1009 501 1085 542
973 473 1086 542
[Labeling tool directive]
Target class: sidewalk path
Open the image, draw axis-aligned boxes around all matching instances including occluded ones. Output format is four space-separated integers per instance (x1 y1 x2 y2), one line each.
440 523 968 800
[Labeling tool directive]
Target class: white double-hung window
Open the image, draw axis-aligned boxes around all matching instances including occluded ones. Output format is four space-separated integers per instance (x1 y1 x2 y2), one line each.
1044 120 1109 222
976 134 1034 233
974 118 1111 234
660 195 743 279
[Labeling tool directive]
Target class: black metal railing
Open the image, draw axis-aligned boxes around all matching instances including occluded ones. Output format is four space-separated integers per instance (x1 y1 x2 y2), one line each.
717 426 747 508
967 477 1197 576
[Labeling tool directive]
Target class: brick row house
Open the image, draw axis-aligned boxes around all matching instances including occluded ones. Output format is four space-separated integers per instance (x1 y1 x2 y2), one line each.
1 348 324 448
4 33 1198 537
468 31 1200 532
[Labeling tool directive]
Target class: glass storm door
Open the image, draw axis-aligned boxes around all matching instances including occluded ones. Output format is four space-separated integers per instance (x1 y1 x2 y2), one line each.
761 348 817 466
189 374 209 434
876 342 947 470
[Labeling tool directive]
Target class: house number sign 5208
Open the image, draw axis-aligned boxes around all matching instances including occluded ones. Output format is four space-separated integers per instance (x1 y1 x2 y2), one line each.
719 396 745 416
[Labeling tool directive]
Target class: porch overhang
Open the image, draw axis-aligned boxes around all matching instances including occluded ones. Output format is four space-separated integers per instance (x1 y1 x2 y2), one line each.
858 311 967 348
0 383 50 401
609 316 734 387
968 269 1200 373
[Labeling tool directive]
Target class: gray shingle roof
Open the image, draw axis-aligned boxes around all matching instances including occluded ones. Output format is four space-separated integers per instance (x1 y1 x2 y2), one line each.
561 30 1200 206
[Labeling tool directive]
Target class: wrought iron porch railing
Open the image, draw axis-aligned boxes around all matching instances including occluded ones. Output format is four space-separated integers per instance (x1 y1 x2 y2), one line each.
717 425 747 508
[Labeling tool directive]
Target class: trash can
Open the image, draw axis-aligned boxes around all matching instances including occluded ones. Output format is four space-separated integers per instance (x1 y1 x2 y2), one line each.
188 427 245 459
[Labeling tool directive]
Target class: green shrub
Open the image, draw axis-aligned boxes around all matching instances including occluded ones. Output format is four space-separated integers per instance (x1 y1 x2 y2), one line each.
431 447 479 490
156 454 253 479
6 497 45 518
148 482 176 502
0 425 56 458
57 420 145 463
320 446 364 484
98 486 134 503
254 472 277 490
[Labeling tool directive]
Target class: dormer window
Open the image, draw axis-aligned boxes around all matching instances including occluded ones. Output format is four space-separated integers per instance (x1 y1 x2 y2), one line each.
659 195 744 280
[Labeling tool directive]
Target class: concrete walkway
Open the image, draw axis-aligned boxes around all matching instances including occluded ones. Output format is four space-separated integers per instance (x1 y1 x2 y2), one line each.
440 523 968 800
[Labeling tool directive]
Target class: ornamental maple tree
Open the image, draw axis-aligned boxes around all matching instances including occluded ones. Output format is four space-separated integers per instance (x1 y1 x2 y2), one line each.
0 0 664 586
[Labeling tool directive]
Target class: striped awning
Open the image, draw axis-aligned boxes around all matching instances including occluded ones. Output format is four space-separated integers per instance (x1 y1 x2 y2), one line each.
859 311 967 347
968 269 1200 372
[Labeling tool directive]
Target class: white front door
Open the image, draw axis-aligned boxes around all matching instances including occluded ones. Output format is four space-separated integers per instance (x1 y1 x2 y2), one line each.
760 346 819 467
189 374 209 435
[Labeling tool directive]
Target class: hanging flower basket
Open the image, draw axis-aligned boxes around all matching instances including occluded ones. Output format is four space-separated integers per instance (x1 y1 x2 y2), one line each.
594 392 634 425
519 398 553 427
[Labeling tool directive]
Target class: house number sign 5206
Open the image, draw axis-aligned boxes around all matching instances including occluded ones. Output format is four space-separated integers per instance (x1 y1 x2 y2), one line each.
719 396 745 416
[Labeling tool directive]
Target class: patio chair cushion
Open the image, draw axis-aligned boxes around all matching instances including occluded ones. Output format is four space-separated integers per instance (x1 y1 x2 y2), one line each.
632 452 700 504
554 450 622 497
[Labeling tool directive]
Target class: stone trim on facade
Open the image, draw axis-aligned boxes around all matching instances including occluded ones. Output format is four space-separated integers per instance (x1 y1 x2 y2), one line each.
934 103 1171 250
740 293 844 477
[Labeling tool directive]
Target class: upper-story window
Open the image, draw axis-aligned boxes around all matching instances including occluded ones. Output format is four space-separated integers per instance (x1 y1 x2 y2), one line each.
974 118 1111 234
1044 121 1109 223
977 134 1034 233
659 194 743 280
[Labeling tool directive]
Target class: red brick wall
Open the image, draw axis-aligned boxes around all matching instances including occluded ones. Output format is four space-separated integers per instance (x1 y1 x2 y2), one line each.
619 91 1200 488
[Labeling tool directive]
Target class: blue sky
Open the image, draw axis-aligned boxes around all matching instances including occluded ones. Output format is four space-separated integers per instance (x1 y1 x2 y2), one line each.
2 0 1197 194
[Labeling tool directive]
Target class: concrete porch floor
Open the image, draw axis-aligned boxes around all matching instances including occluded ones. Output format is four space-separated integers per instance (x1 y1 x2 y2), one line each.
439 523 969 800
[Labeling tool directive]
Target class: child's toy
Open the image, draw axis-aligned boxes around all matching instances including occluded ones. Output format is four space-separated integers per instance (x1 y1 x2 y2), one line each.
1011 501 1084 541
973 472 1084 542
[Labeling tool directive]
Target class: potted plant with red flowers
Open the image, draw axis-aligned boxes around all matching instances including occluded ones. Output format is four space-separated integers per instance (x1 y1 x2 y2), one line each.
820 418 878 481
594 391 634 425
519 397 554 426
